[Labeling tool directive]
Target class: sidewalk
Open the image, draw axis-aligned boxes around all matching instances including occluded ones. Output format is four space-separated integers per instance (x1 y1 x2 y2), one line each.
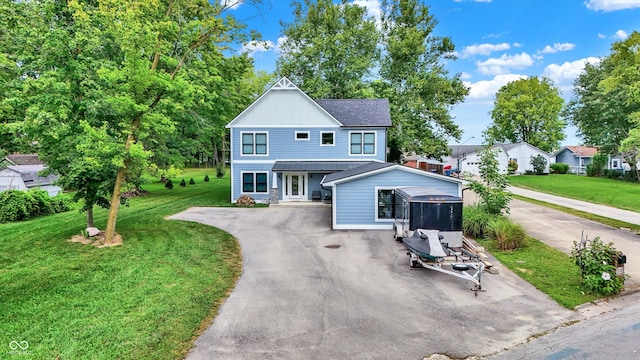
507 186 640 291
509 186 640 226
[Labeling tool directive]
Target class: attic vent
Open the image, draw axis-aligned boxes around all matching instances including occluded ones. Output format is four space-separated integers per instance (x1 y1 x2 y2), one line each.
272 77 297 90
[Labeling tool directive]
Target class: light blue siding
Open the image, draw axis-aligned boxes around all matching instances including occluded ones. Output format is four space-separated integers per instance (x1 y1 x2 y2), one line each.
231 162 274 202
231 127 386 161
334 169 460 227
556 149 579 167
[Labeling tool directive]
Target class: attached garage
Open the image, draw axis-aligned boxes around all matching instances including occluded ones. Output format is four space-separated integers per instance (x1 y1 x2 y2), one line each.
320 162 464 230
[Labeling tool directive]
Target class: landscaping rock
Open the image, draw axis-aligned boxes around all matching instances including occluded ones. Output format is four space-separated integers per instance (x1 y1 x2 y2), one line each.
86 227 101 237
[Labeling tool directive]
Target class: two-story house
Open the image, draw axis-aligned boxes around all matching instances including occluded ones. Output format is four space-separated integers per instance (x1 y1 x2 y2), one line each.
226 77 390 204
226 77 464 230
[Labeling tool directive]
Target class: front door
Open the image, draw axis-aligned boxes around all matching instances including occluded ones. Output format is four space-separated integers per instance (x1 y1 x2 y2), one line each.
283 173 307 200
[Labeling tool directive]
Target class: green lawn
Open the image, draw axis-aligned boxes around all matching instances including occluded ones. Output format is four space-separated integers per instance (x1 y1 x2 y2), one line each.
0 169 242 360
509 174 640 212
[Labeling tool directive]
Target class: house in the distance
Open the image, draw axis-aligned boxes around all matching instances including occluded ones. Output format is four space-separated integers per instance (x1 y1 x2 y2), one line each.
403 155 445 174
0 154 62 196
554 146 598 174
444 142 552 175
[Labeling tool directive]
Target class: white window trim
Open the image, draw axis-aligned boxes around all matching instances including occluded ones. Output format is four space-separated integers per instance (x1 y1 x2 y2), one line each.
240 131 269 156
295 131 310 141
374 186 396 222
320 131 335 146
240 171 269 194
349 131 377 156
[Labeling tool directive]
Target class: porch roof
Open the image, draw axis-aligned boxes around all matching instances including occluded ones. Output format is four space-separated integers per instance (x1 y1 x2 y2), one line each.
272 161 376 172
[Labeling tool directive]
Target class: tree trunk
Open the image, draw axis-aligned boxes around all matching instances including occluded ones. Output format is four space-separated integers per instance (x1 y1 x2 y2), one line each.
86 204 94 228
104 165 127 244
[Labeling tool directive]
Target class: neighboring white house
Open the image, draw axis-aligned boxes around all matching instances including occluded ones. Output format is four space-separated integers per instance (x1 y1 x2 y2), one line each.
444 142 552 175
0 165 62 196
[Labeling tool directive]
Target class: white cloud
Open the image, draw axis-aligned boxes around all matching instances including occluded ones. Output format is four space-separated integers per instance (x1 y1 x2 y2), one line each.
460 72 472 80
615 29 629 39
461 43 510 58
585 0 640 11
220 0 242 10
464 74 528 100
241 40 274 56
598 33 607 39
539 42 576 54
352 0 382 22
476 52 534 75
542 57 601 88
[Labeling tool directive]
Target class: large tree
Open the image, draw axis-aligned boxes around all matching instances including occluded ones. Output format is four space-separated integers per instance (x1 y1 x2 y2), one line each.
486 76 565 153
8 0 256 243
276 0 379 99
378 0 468 161
601 31 640 180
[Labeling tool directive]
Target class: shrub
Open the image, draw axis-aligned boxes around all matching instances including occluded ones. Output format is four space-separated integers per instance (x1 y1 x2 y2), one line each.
507 160 518 174
604 169 623 179
179 179 186 187
216 164 225 178
0 190 30 222
164 179 174 190
462 206 497 239
550 162 569 174
591 153 607 177
189 178 195 185
204 174 210 182
586 164 594 177
0 190 72 223
486 217 527 250
571 236 626 296
463 147 511 215
530 155 547 175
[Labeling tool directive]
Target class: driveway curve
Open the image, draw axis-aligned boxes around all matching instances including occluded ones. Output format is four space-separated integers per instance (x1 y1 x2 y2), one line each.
169 206 578 359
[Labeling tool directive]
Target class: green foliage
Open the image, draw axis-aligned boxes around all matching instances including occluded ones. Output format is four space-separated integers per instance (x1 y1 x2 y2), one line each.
464 147 512 215
189 178 195 185
164 179 173 190
486 77 565 153
204 174 210 182
530 154 547 175
0 190 71 223
550 162 569 174
507 159 518 174
462 205 497 239
571 236 625 296
179 179 186 187
216 163 225 178
589 153 608 177
277 0 379 99
486 217 527 250
379 0 467 159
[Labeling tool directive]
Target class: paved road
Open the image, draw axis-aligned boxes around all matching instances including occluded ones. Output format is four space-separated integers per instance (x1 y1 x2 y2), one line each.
508 187 640 290
486 291 640 360
509 186 640 226
169 207 578 360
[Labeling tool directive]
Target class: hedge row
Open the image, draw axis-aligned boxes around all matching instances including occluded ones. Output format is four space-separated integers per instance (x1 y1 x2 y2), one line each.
0 189 72 223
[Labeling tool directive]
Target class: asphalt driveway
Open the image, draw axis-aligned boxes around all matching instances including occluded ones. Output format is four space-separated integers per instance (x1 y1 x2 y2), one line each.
169 206 578 359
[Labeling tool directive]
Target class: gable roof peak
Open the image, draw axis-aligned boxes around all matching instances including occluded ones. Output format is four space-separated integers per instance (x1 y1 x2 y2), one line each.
270 77 299 91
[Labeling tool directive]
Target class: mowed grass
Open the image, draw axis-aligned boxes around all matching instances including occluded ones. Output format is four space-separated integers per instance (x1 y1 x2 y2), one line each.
509 174 640 212
0 169 242 360
477 236 600 309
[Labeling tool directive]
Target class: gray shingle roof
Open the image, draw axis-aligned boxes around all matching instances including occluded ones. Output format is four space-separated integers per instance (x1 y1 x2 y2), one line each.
321 162 394 184
7 165 58 187
315 99 392 127
272 161 374 172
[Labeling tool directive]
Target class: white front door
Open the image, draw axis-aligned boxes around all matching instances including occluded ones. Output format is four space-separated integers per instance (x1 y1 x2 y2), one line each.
283 173 307 200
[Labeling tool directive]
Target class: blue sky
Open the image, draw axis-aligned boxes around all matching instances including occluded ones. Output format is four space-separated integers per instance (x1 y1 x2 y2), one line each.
225 0 640 147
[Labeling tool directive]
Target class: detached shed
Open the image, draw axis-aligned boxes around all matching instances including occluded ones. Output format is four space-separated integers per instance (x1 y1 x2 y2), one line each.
0 165 61 196
320 163 464 230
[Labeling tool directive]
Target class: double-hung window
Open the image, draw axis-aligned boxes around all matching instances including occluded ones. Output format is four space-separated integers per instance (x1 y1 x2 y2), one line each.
321 131 335 146
350 132 376 155
376 188 395 221
241 132 268 155
242 172 268 193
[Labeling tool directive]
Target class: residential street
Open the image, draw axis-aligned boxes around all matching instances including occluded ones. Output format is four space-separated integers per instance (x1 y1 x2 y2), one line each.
486 291 640 359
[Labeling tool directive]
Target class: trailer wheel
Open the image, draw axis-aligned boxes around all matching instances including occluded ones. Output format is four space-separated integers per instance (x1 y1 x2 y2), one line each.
393 226 402 242
410 257 419 268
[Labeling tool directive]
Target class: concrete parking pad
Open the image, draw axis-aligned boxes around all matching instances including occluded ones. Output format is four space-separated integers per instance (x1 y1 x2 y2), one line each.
169 206 578 359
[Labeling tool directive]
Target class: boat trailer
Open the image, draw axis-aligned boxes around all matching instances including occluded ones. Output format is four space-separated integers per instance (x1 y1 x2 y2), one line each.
404 229 485 296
